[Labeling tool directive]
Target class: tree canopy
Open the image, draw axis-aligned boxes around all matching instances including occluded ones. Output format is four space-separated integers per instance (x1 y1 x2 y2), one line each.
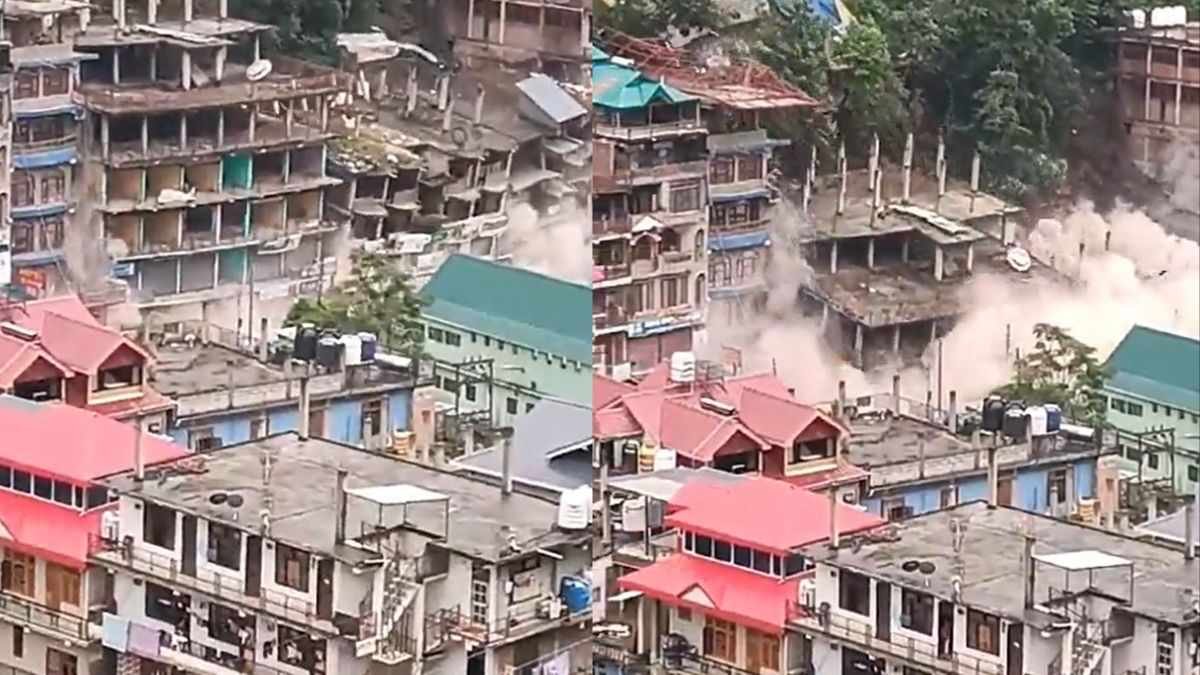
285 253 426 358
230 0 385 64
993 323 1109 426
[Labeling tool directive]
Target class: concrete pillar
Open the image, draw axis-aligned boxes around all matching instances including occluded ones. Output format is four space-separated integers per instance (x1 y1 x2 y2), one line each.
901 236 910 263
867 237 876 269
219 0 227 18
892 325 901 354
112 48 121 84
215 48 226 83
217 109 225 147
148 0 158 23
966 243 975 273
854 324 864 367
183 0 193 21
498 0 508 44
466 0 475 39
140 116 148 154
181 51 192 90
830 240 838 274
934 246 944 281
179 115 187 148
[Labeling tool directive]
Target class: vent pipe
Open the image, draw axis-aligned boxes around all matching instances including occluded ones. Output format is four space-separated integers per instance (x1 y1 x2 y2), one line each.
987 446 999 508
335 468 348 544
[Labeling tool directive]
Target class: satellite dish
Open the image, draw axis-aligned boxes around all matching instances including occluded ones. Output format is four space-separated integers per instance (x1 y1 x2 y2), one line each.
1006 247 1032 273
247 59 273 82
450 126 469 146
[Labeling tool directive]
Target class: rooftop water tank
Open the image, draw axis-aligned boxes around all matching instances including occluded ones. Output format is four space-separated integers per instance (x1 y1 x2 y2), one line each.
981 396 1006 432
294 324 319 361
1027 406 1049 437
559 577 591 614
341 333 363 366
621 498 646 533
359 333 377 361
1003 408 1028 440
1044 404 1062 433
670 351 696 383
556 485 590 530
316 335 342 370
652 448 676 472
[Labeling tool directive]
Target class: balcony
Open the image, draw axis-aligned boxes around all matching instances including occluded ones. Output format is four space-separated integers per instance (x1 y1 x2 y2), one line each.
0 591 97 642
429 595 590 648
594 305 630 331
89 534 329 629
789 605 1004 675
13 131 79 155
594 119 707 141
711 218 771 236
594 214 632 237
594 262 632 284
612 160 708 187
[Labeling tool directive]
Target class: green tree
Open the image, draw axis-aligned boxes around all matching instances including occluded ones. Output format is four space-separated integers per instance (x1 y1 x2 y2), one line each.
286 253 426 358
596 0 726 37
229 0 381 65
994 324 1109 426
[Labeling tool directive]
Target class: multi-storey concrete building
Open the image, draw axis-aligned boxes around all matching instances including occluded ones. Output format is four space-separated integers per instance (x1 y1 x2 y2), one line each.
0 42 13 290
0 395 187 675
446 0 591 84
592 47 708 376
71 0 350 331
793 501 1199 675
92 430 592 675
4 1 93 298
1114 10 1199 180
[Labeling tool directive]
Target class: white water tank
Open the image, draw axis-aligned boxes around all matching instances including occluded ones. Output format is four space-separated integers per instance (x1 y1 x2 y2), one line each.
1027 406 1049 437
556 485 591 530
341 333 363 366
621 497 647 532
670 351 696 383
1150 5 1187 26
652 448 677 472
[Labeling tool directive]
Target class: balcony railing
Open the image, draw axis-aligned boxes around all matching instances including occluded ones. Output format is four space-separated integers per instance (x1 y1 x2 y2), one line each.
595 119 706 141
89 534 325 628
594 262 632 282
594 214 632 236
13 132 78 153
0 591 95 642
789 604 1003 675
429 596 590 647
612 160 708 185
593 306 630 330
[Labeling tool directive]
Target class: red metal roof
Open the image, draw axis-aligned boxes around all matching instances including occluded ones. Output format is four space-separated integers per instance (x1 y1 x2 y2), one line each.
665 476 884 554
782 463 870 491
594 373 636 409
37 312 147 375
0 491 107 569
0 398 189 483
618 553 801 634
0 334 73 388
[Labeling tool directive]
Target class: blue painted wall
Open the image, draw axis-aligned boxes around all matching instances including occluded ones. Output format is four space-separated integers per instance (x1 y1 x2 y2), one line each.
864 459 1098 517
171 390 412 449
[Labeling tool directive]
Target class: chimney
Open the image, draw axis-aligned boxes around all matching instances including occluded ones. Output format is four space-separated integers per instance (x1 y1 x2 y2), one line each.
948 390 958 433
473 83 485 125
500 435 513 496
1022 535 1036 608
298 369 311 440
892 375 901 415
828 486 840 550
986 446 999 508
133 420 145 481
902 132 914 203
334 468 348 544
259 318 269 362
1185 502 1195 561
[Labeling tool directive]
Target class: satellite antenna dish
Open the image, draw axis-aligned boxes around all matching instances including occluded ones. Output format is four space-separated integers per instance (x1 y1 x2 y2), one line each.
450 127 468 146
247 59 273 82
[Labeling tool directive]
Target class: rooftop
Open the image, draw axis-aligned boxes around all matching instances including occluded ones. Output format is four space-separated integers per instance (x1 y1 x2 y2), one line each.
516 73 589 124
666 476 884 554
1104 325 1200 412
1135 507 1196 545
0 396 188 483
0 491 105 569
607 466 750 503
455 398 592 493
799 501 1200 627
101 432 584 563
592 54 695 111
420 254 592 363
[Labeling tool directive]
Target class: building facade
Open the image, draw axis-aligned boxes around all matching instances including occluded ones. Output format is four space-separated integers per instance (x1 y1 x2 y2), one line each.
592 47 708 376
419 253 591 430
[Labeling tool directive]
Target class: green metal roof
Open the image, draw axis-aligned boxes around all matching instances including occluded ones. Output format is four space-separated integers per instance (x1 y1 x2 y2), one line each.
592 45 611 62
419 254 591 362
592 60 695 110
1104 325 1200 412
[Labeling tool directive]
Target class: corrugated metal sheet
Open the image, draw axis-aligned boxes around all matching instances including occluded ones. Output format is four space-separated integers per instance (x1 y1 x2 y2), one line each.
516 74 587 123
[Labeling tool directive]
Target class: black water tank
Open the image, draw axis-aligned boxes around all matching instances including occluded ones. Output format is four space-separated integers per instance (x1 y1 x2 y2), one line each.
359 333 377 362
316 335 342 370
1003 406 1028 439
294 324 318 361
981 396 1006 432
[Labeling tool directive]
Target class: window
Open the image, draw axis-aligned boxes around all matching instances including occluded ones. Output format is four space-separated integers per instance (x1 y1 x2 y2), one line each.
53 480 73 506
1127 402 1144 416
939 486 957 509
660 277 684 307
746 629 780 672
46 647 77 675
11 626 22 659
1189 465 1198 482
45 563 81 609
966 609 1001 655
207 522 242 570
901 589 935 635
713 540 732 562
95 365 142 390
784 554 807 576
1147 452 1160 470
464 384 476 402
1112 399 1127 413
670 181 702 212
86 485 111 509
709 158 734 184
427 327 444 342
10 222 33 255
703 616 737 662
12 173 35 207
693 535 713 557
208 602 247 646
277 624 325 672
43 68 69 96
308 404 327 437
882 497 912 521
249 418 267 440
506 397 518 415
144 581 186 625
677 607 692 622
751 550 772 574
445 331 462 347
14 71 37 99
362 399 384 437
12 470 31 493
0 465 10 488
838 570 871 616
2 551 37 597
1048 469 1068 504
733 545 751 568
143 503 177 549
42 173 66 202
791 439 832 463
737 155 763 180
275 544 311 592
34 475 53 500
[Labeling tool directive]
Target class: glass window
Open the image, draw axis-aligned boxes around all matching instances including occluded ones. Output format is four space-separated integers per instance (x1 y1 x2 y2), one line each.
784 555 807 576
966 609 1001 655
733 545 751 568
275 544 311 592
713 540 732 562
53 480 74 506
33 476 52 500
751 550 771 574
901 588 935 635
838 570 871 616
693 535 713 557
12 471 31 493
0 465 10 488
207 522 242 571
143 503 177 549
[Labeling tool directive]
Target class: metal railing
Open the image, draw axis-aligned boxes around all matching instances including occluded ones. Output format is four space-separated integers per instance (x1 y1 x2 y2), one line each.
790 606 1004 675
595 120 706 140
0 591 94 641
89 535 323 627
594 214 632 236
429 597 591 647
13 133 78 152
612 160 708 184
594 262 632 281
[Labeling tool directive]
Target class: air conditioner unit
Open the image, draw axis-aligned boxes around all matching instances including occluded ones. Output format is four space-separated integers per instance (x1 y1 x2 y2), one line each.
799 579 816 609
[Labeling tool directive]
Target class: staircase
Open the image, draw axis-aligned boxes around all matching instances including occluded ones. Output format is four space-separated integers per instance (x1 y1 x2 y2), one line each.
375 555 421 664
1069 620 1108 675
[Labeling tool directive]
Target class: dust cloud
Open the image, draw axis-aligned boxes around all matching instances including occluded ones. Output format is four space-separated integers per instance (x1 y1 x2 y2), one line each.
505 201 591 285
704 198 1200 407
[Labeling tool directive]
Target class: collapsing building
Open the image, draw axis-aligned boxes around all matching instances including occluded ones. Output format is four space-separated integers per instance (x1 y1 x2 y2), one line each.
332 33 591 286
443 0 592 83
789 137 1057 369
73 0 351 330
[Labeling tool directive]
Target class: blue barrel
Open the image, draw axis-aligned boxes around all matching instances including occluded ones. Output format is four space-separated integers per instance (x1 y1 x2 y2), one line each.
1044 404 1062 432
559 577 591 613
359 332 377 361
